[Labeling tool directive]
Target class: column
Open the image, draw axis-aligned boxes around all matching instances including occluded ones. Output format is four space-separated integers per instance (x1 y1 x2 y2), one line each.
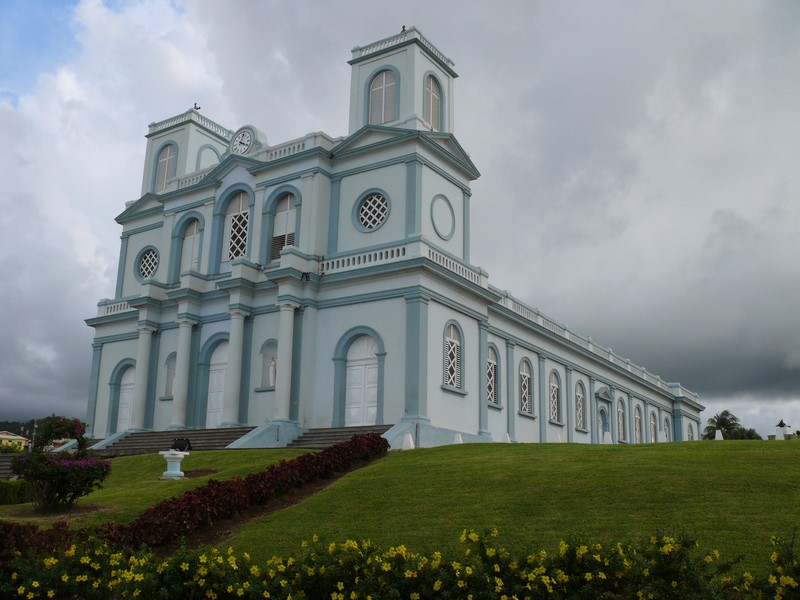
506 342 516 441
170 318 196 429
565 367 574 443
538 355 547 442
222 309 248 426
130 325 155 430
274 302 299 421
589 377 597 444
478 321 489 436
609 385 617 443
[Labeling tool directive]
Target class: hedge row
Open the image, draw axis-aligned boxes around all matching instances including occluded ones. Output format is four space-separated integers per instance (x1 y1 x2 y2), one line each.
0 479 33 505
4 529 799 599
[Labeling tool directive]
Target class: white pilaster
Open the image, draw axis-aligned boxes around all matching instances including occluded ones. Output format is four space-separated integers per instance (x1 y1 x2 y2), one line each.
274 302 299 421
170 318 196 429
222 309 248 426
130 326 155 430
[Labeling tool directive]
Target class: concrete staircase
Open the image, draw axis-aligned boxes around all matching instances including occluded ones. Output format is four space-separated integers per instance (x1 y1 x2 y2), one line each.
94 427 256 457
287 425 392 449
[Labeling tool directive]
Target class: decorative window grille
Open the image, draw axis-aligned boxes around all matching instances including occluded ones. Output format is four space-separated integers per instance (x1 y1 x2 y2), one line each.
444 324 461 388
519 361 532 414
635 408 642 443
487 348 498 404
549 371 561 421
181 219 200 272
369 70 396 125
423 75 441 131
155 144 176 193
575 382 585 429
617 399 626 441
271 194 296 260
664 418 671 442
649 412 657 443
139 249 159 278
687 423 694 441
223 192 249 261
359 193 388 230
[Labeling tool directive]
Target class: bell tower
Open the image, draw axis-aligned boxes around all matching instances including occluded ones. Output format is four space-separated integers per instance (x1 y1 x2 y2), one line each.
347 26 458 135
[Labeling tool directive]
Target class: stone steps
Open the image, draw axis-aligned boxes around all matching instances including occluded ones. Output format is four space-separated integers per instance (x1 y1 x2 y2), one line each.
0 454 15 479
94 427 256 457
287 425 392 449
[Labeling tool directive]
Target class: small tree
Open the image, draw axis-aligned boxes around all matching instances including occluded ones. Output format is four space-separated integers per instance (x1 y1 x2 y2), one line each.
11 416 110 512
702 410 742 440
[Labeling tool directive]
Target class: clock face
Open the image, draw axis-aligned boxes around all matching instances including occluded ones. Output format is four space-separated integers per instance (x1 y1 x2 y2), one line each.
231 130 252 155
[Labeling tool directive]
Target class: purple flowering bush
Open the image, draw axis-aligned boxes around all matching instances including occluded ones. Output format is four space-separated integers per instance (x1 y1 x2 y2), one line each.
11 415 110 512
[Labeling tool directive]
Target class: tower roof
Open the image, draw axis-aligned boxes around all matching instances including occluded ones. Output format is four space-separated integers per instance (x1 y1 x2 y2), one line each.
350 26 457 77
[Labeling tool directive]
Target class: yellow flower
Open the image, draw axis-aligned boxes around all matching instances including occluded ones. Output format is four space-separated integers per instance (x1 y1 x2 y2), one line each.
181 562 189 571
585 573 593 581
465 566 473 575
48 592 55 598
433 580 442 591
469 532 479 542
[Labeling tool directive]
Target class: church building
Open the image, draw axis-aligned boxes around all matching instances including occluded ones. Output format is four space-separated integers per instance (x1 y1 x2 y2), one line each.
85 27 703 448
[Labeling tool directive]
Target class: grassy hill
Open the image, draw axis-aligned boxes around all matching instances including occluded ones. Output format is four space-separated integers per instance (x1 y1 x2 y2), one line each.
2 441 798 574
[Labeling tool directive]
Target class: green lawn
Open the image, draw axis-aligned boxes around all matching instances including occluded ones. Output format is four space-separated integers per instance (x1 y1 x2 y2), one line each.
228 441 800 574
2 441 798 574
0 448 308 529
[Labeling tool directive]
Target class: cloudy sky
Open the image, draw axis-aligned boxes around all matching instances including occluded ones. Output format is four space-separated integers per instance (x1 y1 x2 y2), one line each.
1 0 798 438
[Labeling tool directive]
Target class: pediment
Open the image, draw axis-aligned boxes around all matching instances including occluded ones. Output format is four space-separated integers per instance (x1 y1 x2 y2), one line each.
116 195 164 223
332 126 480 180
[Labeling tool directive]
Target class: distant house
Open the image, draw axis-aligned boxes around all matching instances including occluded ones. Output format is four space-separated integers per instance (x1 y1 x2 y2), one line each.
85 27 703 448
0 431 28 451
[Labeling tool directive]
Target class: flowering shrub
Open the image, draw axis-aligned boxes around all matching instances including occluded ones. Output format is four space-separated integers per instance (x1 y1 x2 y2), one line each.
762 532 800 599
11 415 109 513
33 415 87 451
12 453 111 512
0 528 786 600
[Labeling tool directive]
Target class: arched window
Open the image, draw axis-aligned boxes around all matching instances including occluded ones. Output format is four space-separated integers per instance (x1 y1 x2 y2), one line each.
223 191 249 262
180 219 201 273
634 407 643 443
443 323 462 389
155 144 177 193
487 346 498 404
271 193 296 260
649 412 657 443
664 417 671 442
549 371 561 422
519 360 532 414
259 340 278 389
617 398 626 442
164 353 176 398
423 75 441 131
369 70 397 125
575 382 586 429
688 423 695 441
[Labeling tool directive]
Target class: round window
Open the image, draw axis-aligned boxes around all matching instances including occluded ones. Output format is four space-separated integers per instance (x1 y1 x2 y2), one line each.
358 193 388 230
139 249 159 278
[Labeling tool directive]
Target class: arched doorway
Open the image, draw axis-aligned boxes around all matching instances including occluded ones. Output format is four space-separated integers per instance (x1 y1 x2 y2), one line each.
207 341 228 428
345 335 378 426
117 366 135 432
598 406 610 443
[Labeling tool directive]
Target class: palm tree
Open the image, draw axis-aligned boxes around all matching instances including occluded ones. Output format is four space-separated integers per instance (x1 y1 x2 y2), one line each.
702 410 742 440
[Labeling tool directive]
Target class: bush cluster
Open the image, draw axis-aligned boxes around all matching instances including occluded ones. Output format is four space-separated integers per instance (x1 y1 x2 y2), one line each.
0 479 33 505
11 415 110 513
100 432 389 549
3 528 799 599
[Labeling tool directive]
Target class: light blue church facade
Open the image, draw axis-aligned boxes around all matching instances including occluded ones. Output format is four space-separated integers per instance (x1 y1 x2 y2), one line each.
85 28 703 448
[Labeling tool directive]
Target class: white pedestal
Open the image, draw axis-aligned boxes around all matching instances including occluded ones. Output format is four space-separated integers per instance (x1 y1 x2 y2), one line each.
159 450 189 479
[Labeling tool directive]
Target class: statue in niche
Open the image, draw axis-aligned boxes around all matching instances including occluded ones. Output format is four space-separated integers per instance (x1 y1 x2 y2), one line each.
269 356 277 387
